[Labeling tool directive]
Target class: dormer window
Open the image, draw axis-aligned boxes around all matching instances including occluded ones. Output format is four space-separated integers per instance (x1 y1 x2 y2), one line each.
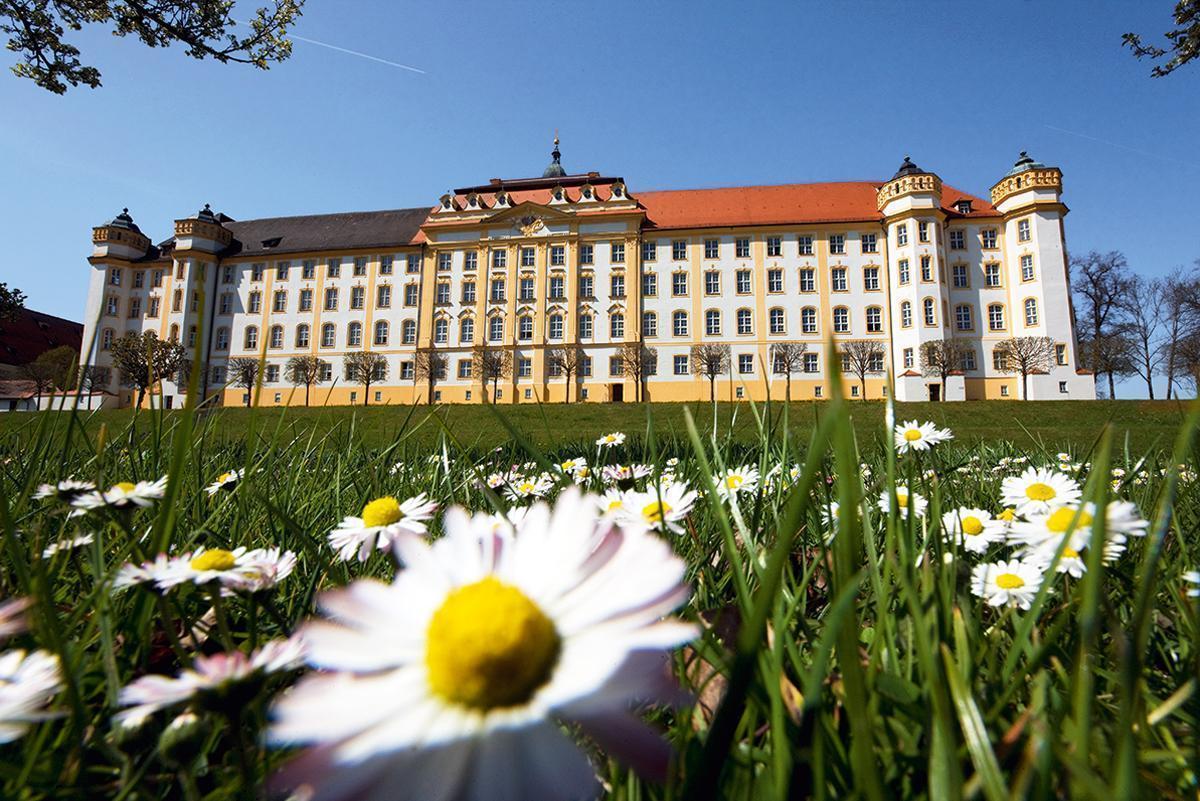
261 237 282 249
441 196 452 210
581 186 592 200
955 200 972 215
553 189 563 201
611 183 624 198
467 194 479 208
495 192 508 206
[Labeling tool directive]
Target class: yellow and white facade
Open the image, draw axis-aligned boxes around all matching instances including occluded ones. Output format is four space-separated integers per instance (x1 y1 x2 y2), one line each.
81 148 1095 407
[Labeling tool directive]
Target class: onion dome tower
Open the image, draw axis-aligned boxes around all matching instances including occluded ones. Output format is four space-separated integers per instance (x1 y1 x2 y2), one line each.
542 135 566 179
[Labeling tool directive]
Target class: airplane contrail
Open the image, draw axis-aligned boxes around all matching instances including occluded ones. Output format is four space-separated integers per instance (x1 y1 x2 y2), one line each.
1042 124 1198 170
233 19 427 74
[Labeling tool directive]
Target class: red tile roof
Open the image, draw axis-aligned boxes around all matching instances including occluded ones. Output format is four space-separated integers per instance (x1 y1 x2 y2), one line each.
0 308 83 367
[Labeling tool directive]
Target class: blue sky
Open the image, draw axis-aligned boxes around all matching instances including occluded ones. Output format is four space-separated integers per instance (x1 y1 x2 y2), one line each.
1 1 1196 397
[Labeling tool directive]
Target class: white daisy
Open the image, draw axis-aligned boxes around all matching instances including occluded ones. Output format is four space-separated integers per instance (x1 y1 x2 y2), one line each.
205 469 244 495
595 432 626 448
970 560 1045 610
33 479 95 502
269 488 697 801
41 533 95 559
819 501 841 541
71 477 168 512
0 649 62 743
113 553 174 592
595 488 628 518
712 465 760 501
894 420 954 454
876 486 927 519
328 494 439 562
154 547 297 594
0 598 31 641
940 508 1004 554
1184 571 1200 599
1000 467 1081 517
556 457 588 476
602 463 652 487
116 637 304 724
614 484 698 534
503 474 555 503
1009 501 1149 550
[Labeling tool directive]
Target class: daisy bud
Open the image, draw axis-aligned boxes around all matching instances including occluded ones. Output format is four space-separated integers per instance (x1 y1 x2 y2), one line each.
157 712 209 768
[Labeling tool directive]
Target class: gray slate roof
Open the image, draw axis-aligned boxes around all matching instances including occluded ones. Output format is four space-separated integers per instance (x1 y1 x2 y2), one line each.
221 207 431 258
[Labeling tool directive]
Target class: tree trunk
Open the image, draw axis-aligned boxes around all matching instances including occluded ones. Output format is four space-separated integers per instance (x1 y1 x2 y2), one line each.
1021 371 1028 401
785 374 791 403
1108 371 1116 399
136 386 146 408
305 383 311 406
860 377 867 401
941 375 947 401
709 377 716 402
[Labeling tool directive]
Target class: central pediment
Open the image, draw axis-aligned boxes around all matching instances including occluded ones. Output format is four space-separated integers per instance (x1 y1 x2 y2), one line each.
481 201 575 237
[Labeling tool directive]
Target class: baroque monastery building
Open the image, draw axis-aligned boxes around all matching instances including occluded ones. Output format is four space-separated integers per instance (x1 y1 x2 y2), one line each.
82 144 1095 407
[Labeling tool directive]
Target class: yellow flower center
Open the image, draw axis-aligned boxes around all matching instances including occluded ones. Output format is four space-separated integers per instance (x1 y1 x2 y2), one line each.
896 492 909 508
1046 507 1093 533
995 573 1025 590
114 482 136 493
1063 546 1080 558
1025 482 1057 501
998 508 1016 521
962 516 984 536
560 461 575 471
190 549 236 572
519 482 536 493
725 475 744 489
606 498 623 512
425 577 560 710
642 500 672 523
218 472 236 484
361 496 402 528
904 429 923 442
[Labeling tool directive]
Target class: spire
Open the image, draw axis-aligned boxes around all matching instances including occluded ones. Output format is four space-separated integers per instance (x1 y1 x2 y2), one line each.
1006 150 1046 176
542 133 566 178
891 155 926 180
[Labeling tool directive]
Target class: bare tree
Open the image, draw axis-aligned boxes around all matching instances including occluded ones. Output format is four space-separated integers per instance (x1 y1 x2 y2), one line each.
1070 251 1134 399
1120 275 1166 399
344 351 387 406
20 360 57 406
917 339 972 401
77 365 111 393
285 355 326 406
1175 331 1200 396
618 342 657 402
994 336 1055 400
108 330 186 408
691 344 730 402
546 346 583 403
1159 273 1198 398
1123 1 1200 77
472 346 511 403
769 342 807 402
843 339 888 401
227 357 261 407
414 349 448 404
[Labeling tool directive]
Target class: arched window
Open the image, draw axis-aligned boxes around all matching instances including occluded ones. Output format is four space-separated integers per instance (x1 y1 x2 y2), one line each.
705 309 721 336
865 306 882 333
610 312 624 339
243 325 258 349
295 323 310 348
489 316 504 342
214 327 229 351
923 298 936 326
269 325 284 349
955 305 973 331
673 310 689 337
321 323 336 348
434 318 448 343
801 307 817 334
988 303 1005 331
373 320 389 346
737 308 753 335
548 313 564 339
518 315 534 341
642 311 658 337
459 317 474 344
348 321 363 347
1024 298 1039 326
832 306 849 333
769 307 786 334
403 320 417 344
100 328 114 351
900 301 912 328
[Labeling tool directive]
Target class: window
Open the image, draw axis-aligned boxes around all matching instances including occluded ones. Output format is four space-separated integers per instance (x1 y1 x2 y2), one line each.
831 267 847 292
518 358 533 378
459 317 473 344
988 304 1005 331
152 270 164 288
267 290 284 313
900 301 912 328
611 242 625 263
801 307 817 334
609 356 623 377
550 245 565 266
302 260 316 279
736 269 752 294
727 237 746 258
898 259 911 284
861 233 877 253
829 234 845 255
705 310 721 336
323 288 338 311
348 322 363 347
407 254 421 273
321 323 335 348
458 359 473 379
219 265 233 284
244 326 259 350
704 239 719 259
863 267 880 291
673 240 689 260
980 264 1001 288
949 230 964 250
403 320 417 344
611 274 625 298
920 256 933 282
798 235 814 256
869 353 884 372
296 324 310 347
832 306 849 333
326 259 340 278
703 271 719 295
463 252 477 271
265 365 280 383
489 316 504 342
918 221 930 243
674 355 689 375
245 290 260 313
982 229 997 249
520 248 535 268
903 348 914 369
350 287 365 310
127 298 141 318
580 244 594 265
251 263 264 281
672 272 688 296
673 310 689 337
518 316 533 341
549 314 564 339
579 314 593 339
804 353 819 373
380 255 393 275
520 277 535 301
1024 298 1039 326
434 319 448 344
319 362 333 381
1060 381 1068 394
582 357 593 378
641 241 657 262
353 257 367 277
1020 255 1035 282
299 289 313 311
737 308 753 335
214 327 229 351
766 236 782 257
955 304 973 331
400 361 414 380
896 223 908 246
770 307 786 334
923 298 937 326
952 264 968 288
269 325 284 349
434 283 449 304
133 270 145 288
461 281 476 303
610 313 624 339
642 311 657 337
866 306 882 333
800 268 816 292
492 249 507 269
549 276 565 299
578 275 594 298
993 349 1008 371
962 350 977 371
642 272 657 297
1056 344 1067 365
767 268 783 293
490 278 506 302
439 252 453 271
738 354 754 374
148 297 160 316
1018 219 1031 242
